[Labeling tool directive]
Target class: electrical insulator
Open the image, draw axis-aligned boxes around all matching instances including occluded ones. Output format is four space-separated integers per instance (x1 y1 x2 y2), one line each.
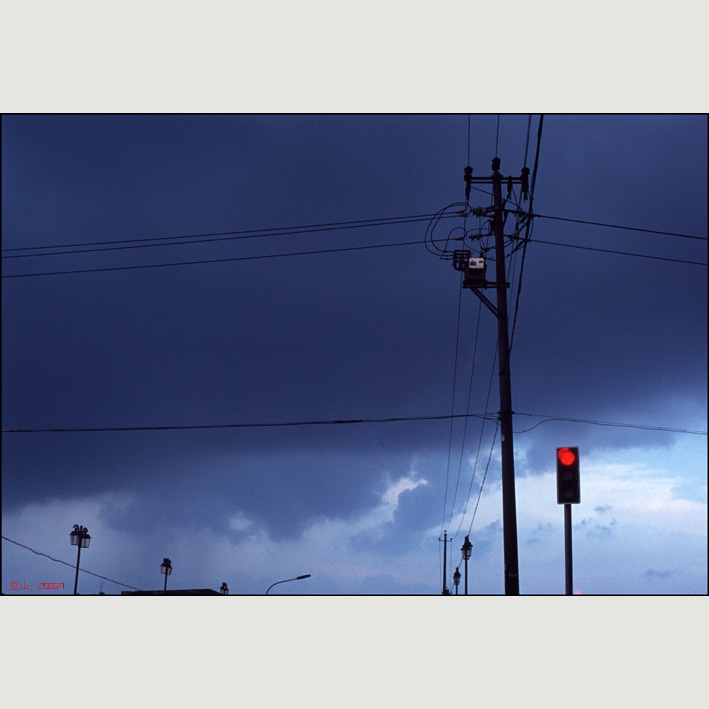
521 167 530 200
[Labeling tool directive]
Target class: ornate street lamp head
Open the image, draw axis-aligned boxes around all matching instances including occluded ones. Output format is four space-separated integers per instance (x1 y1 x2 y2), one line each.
161 558 172 575
220 582 229 595
70 524 91 548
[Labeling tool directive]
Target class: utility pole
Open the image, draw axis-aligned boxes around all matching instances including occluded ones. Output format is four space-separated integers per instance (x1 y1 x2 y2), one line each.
491 158 520 596
439 530 452 594
454 157 527 595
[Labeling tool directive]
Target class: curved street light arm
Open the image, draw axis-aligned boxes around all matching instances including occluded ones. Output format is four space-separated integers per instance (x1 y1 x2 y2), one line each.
265 574 311 594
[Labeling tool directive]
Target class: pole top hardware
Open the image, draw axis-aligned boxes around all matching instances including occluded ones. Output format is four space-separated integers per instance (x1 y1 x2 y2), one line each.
464 165 473 201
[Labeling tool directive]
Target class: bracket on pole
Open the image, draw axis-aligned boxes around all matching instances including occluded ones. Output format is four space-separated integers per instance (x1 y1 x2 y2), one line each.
467 285 499 318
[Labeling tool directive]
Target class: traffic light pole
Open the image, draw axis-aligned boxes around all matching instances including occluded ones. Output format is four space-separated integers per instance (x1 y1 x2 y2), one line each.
492 160 520 596
556 447 580 594
564 504 573 595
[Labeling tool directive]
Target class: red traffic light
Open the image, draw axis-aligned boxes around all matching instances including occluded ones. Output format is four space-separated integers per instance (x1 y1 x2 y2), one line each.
556 446 580 504
558 447 576 466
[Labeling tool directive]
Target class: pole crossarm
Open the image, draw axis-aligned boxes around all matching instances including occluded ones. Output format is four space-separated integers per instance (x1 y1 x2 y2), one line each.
466 176 526 185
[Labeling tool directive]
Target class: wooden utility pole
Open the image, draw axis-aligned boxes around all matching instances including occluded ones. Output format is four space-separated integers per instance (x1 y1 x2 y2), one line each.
455 157 527 594
491 158 520 595
439 530 452 594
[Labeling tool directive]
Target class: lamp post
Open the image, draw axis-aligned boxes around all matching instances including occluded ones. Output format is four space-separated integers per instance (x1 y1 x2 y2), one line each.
220 582 229 595
69 524 91 595
265 574 311 594
453 567 461 595
160 558 172 593
461 535 473 595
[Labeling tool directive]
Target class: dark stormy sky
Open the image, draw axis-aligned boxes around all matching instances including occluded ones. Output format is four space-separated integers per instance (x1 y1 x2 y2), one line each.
2 114 707 595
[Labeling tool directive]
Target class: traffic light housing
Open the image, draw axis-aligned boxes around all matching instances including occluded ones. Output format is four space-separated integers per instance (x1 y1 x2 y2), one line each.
556 447 580 504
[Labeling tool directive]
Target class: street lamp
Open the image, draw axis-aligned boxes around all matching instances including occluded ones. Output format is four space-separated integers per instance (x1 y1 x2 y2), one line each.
160 558 172 593
220 582 229 595
453 567 461 595
461 535 473 595
69 524 91 595
265 574 311 594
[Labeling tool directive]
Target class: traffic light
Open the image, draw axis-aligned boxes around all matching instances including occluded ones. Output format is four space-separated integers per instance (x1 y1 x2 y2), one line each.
556 446 580 504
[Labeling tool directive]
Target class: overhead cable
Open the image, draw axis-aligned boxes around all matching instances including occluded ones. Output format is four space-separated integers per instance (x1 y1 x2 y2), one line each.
467 424 499 535
1 535 143 591
446 296 484 535
4 412 702 436
441 271 465 535
1 412 497 433
510 114 544 352
513 413 707 436
2 237 451 279
529 238 706 266
6 233 701 281
451 337 497 540
533 213 707 241
2 213 461 259
1 212 461 254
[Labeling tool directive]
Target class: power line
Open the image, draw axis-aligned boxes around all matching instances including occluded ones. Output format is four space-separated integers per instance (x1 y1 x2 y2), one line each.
425 203 477 258
446 296 484 535
449 116 539 544
4 208 704 278
2 213 460 259
441 271 465 535
450 405 705 570
4 412 702 436
448 232 522 540
2 207 702 264
1 212 459 254
6 234 702 280
527 238 707 266
451 338 497 540
467 423 499 535
522 114 532 169
1 535 143 591
533 213 707 241
1 237 447 279
1 412 498 434
451 192 534 541
514 413 707 436
510 114 544 352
